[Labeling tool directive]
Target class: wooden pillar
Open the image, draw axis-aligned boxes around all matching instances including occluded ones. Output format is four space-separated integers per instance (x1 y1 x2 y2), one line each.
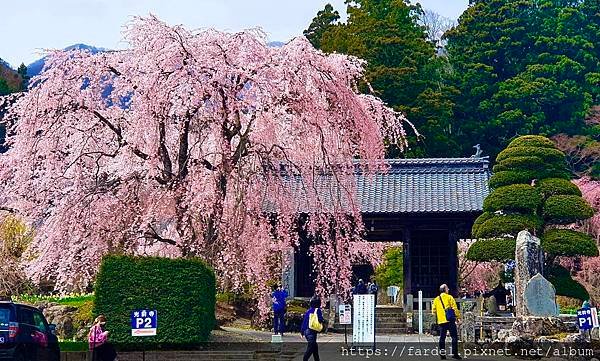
448 228 459 297
403 227 412 297
283 248 295 297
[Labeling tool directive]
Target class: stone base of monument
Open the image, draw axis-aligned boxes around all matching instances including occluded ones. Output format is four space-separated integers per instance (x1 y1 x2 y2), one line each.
509 317 570 338
489 316 592 359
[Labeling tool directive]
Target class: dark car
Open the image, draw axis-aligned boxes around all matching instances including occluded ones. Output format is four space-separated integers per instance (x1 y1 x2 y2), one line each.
0 301 60 361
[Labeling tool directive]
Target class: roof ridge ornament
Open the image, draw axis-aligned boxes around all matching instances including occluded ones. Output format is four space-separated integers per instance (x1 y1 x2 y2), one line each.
471 144 483 158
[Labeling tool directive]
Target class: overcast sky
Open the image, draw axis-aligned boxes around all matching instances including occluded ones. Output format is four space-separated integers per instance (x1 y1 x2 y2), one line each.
1 0 469 67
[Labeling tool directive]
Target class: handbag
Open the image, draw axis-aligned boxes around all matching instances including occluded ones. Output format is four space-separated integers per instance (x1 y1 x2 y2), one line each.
439 295 457 322
308 309 323 332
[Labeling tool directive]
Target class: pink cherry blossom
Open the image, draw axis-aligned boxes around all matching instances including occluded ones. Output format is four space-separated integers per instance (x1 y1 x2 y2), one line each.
573 177 600 242
0 16 413 319
458 240 502 294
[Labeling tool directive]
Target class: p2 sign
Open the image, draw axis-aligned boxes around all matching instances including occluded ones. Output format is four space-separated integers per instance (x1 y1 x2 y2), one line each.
131 309 157 336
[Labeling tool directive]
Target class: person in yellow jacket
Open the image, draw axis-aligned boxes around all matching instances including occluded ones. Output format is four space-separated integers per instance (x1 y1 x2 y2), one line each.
432 284 461 360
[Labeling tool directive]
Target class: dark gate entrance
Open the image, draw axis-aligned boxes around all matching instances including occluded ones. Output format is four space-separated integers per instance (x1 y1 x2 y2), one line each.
294 238 315 297
410 230 455 297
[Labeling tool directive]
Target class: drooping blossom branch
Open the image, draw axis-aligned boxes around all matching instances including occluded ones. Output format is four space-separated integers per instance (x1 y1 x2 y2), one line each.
0 16 414 318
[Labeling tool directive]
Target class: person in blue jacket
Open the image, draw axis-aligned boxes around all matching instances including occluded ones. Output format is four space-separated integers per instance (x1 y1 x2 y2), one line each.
300 296 324 361
272 284 288 335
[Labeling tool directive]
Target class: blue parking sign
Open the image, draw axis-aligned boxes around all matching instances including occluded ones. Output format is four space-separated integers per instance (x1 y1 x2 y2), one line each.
131 309 157 336
577 308 593 330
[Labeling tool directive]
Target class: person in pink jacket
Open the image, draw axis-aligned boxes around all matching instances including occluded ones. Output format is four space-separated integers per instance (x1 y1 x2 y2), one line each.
88 315 118 361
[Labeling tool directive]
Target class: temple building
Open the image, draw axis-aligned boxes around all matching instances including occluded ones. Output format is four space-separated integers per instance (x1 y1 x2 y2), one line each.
285 157 491 299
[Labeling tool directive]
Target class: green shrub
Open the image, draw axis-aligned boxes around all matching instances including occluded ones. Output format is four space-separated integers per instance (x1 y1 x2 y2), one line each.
59 341 89 352
492 156 547 173
466 238 516 262
541 229 599 257
536 178 582 198
496 146 566 165
473 213 542 239
483 184 542 213
489 170 539 188
374 247 403 290
507 135 556 149
543 195 594 224
547 266 589 301
73 299 94 333
472 212 494 237
94 255 216 347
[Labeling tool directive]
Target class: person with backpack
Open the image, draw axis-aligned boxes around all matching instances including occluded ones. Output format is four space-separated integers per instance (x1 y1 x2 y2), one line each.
300 296 324 361
272 284 288 336
432 284 461 360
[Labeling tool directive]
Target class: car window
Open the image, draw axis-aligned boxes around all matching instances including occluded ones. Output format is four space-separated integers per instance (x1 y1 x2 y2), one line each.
18 308 34 326
33 312 48 333
0 307 10 329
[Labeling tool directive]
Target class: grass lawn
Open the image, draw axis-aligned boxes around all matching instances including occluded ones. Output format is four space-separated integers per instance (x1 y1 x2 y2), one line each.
13 293 95 307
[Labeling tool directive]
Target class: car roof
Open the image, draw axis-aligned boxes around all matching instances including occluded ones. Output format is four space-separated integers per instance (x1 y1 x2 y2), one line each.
0 301 38 310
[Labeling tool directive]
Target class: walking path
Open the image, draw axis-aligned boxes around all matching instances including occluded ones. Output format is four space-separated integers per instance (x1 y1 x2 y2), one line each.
218 327 539 360
220 326 437 343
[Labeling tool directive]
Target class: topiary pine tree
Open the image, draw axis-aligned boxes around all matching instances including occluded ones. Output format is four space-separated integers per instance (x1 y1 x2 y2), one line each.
467 135 597 300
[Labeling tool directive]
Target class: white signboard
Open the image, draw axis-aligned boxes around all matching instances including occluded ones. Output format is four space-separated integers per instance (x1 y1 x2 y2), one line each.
592 307 599 328
352 294 375 344
339 304 352 325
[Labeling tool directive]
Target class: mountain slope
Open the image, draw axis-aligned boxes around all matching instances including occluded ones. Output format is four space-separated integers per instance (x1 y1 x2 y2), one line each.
0 60 22 95
27 44 106 77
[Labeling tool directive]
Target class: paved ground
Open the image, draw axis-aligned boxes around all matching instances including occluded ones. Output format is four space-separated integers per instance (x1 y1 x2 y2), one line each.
219 327 474 360
220 326 437 343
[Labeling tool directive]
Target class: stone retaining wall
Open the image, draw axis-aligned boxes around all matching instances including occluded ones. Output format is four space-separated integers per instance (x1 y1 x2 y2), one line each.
61 350 282 361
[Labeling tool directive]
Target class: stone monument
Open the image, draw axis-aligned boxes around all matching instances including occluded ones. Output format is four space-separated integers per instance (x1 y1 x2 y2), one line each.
523 273 559 316
514 230 544 316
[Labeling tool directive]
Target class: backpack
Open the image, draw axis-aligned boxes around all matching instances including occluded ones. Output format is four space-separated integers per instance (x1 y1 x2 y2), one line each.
308 309 323 332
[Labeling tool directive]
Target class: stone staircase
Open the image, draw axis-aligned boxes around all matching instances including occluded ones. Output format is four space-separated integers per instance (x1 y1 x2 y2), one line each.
376 306 409 334
332 305 409 334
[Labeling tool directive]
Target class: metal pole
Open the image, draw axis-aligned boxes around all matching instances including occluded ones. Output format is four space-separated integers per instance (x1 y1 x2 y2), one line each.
419 291 424 334
373 294 376 350
344 324 348 346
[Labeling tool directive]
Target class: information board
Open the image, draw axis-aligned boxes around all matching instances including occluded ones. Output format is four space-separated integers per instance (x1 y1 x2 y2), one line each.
352 294 375 344
338 304 352 325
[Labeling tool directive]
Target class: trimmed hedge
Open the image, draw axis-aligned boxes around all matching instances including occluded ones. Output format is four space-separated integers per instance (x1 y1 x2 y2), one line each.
483 184 542 213
489 170 539 189
472 212 494 238
536 178 582 198
496 146 566 165
507 135 556 149
466 238 516 262
492 156 547 173
543 195 594 224
473 213 542 239
547 265 589 301
541 229 599 257
94 255 216 347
